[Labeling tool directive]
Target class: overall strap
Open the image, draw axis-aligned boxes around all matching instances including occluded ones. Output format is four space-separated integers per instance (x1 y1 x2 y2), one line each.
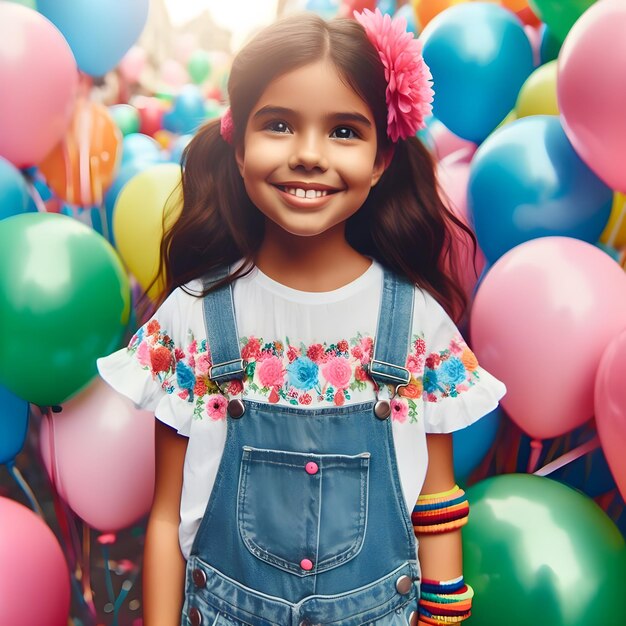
369 268 414 392
202 265 245 387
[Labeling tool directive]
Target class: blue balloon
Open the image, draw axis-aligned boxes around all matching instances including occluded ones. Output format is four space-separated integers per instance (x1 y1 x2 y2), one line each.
0 157 34 221
37 0 149 77
0 384 29 464
169 134 193 165
421 3 534 143
305 0 340 19
121 133 162 166
393 4 417 35
468 115 613 263
163 85 207 135
378 0 397 17
453 407 502 480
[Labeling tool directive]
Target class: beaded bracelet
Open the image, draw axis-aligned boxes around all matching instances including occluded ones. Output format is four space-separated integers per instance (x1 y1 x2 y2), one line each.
412 485 469 534
418 576 474 624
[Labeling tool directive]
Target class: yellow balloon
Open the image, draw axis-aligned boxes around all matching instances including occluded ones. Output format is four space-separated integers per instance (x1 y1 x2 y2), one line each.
113 163 182 299
515 60 559 118
600 193 626 249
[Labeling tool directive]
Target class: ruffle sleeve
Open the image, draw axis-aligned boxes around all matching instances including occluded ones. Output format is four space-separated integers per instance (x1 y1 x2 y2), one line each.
419 293 506 434
96 288 195 437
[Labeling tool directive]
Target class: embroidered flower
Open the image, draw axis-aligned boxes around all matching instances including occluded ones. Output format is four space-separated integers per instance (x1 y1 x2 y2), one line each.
176 360 195 390
354 8 434 141
188 339 197 354
268 387 280 403
257 355 285 388
195 353 211 376
337 339 349 353
406 353 424 375
287 345 300 362
227 379 244 395
194 378 207 397
307 343 325 363
414 337 426 356
461 348 479 372
334 390 345 406
299 393 312 405
399 377 422 399
438 357 467 386
322 355 352 390
147 319 160 335
391 398 408 422
136 341 151 367
287 356 319 390
425 353 441 369
351 345 364 360
423 369 439 394
355 365 369 382
241 336 262 361
150 346 173 374
206 394 227 420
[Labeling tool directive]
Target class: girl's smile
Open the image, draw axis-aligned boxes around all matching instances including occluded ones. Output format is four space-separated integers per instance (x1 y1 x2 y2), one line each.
236 60 386 237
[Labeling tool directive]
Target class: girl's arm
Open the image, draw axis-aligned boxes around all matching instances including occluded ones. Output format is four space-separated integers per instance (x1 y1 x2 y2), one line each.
143 420 188 626
417 433 462 578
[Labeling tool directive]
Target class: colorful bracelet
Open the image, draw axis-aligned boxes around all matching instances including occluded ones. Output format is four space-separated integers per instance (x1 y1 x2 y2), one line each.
418 576 474 624
412 485 469 534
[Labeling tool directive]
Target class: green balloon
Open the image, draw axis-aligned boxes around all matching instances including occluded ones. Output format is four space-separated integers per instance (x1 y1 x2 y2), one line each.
109 104 140 136
464 474 626 625
529 0 597 43
0 213 131 406
187 50 211 85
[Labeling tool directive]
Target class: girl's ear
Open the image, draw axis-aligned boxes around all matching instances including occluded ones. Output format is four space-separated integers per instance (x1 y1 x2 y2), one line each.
371 147 394 187
235 145 245 177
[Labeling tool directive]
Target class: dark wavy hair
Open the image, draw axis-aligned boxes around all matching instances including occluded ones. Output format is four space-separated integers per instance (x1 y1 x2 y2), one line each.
152 12 476 322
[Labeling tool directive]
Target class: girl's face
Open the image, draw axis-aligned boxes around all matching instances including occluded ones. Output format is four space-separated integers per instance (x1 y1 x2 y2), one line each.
236 60 386 239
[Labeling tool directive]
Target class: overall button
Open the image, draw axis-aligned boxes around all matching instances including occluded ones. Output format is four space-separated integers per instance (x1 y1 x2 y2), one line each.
305 461 318 475
191 567 206 588
374 399 391 419
395 574 413 594
300 558 314 571
188 607 202 626
409 611 419 626
227 398 245 418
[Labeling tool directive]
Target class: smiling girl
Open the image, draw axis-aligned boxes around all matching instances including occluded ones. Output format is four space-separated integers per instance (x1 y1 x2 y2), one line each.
98 8 505 626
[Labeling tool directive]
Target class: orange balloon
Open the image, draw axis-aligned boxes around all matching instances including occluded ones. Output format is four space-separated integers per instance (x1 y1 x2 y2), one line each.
39 99 122 207
413 0 457 28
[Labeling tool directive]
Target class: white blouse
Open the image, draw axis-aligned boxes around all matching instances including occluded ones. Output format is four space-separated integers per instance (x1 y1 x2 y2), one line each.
97 258 506 559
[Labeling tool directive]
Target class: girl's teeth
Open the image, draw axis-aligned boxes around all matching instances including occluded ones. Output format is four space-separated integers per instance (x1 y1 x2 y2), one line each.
283 187 329 198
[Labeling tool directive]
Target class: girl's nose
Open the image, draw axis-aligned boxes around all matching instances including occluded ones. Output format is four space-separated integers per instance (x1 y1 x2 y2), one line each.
288 133 328 172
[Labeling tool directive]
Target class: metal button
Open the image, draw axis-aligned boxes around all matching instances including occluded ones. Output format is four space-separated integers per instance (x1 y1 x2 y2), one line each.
191 567 206 588
227 398 245 418
395 574 413 595
409 611 418 626
188 607 202 626
374 399 391 419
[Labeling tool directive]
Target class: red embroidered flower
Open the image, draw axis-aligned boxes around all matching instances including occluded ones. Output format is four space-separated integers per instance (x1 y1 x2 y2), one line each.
150 346 173 373
337 339 349 353
334 390 345 406
414 337 426 356
307 343 325 363
299 393 312 405
147 319 160 335
287 346 300 362
425 353 441 369
268 387 280 403
227 379 244 395
194 379 207 397
351 345 364 360
241 337 261 361
174 347 185 361
355 365 369 382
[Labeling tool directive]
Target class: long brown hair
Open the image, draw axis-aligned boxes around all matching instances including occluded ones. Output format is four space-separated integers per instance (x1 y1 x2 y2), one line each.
153 12 476 321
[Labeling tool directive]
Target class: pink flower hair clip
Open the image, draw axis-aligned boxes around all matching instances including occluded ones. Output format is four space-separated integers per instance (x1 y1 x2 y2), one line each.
220 107 235 144
354 8 434 142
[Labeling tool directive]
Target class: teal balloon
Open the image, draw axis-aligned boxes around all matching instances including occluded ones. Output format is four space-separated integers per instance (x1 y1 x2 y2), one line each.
0 384 29 464
187 50 211 85
0 157 34 221
453 407 501 480
0 213 131 406
468 115 613 263
464 474 626 626
421 3 534 143
540 23 562 65
162 85 207 135
121 133 162 166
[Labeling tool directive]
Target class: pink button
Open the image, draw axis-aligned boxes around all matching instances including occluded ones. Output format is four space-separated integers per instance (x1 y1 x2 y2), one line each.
305 461 319 475
300 558 314 571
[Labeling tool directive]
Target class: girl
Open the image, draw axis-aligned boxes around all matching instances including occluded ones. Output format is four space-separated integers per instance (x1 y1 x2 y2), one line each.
98 8 505 626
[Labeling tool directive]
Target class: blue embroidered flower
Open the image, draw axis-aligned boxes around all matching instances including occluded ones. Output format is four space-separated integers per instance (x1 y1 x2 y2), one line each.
437 357 467 386
423 369 439 394
287 356 319 390
176 360 196 391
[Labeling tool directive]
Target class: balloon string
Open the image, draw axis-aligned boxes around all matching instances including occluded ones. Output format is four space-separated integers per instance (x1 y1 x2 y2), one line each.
100 538 138 626
606 193 626 248
81 525 97 619
534 435 600 477
5 460 44 517
79 99 93 206
526 439 543 473
23 176 48 213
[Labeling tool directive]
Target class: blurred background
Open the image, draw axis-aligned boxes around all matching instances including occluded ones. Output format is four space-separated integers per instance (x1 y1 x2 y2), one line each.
1 1 626 625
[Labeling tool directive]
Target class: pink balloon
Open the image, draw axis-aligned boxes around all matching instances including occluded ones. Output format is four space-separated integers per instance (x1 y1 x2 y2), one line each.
0 3 78 168
0 497 70 626
558 0 626 191
594 330 626 501
470 237 626 440
40 376 155 532
427 117 477 161
119 45 147 84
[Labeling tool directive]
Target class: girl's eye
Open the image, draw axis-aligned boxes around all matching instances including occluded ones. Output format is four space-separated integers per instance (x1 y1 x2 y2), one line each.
266 120 290 134
332 126 358 140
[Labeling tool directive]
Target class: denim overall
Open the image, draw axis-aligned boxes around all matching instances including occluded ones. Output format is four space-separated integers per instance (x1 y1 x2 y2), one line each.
181 265 421 626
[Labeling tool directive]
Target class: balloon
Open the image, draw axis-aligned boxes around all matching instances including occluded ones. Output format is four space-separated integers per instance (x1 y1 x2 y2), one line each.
557 0 626 192
413 0 456 28
453 406 501 480
0 384 29 464
0 157 34 221
529 0 596 43
595 330 626 501
378 0 397 16
423 117 477 161
109 104 140 136
40 377 155 532
160 58 189 90
599 193 626 249
0 496 70 626
188 49 212 84
0 3 77 169
134 96 168 137
168 134 194 165
121 133 163 166
0 213 131 406
515 60 558 117
118 45 147 84
468 116 612 264
37 0 149 77
163 85 208 136
421 2 534 143
464 474 626 626
113 163 182 298
539 23 561 64
39 99 122 207
470 237 626 439
393 4 418 34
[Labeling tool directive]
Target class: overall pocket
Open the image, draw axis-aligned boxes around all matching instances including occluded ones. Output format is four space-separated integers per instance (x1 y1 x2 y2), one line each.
237 446 370 575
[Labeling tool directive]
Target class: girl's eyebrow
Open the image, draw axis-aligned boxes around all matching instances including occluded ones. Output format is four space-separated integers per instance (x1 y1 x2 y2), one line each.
252 105 372 128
